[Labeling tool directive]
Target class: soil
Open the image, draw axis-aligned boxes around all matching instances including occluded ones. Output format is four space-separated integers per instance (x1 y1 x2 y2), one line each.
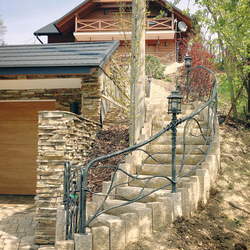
88 106 250 249
85 107 129 201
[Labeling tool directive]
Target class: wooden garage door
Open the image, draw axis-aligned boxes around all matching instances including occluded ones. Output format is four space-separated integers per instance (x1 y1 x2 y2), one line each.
0 101 55 195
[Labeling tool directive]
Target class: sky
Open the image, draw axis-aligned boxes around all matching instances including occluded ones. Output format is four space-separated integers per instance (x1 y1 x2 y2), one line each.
0 0 198 45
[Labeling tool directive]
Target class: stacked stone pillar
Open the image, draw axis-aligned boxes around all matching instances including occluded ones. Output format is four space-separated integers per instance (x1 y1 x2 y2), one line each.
35 111 100 244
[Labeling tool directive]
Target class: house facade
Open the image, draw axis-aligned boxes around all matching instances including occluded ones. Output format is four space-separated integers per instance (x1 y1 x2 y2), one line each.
34 0 191 62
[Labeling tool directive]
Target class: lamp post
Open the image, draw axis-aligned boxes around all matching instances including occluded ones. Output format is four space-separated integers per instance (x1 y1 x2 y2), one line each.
184 55 192 102
167 90 183 193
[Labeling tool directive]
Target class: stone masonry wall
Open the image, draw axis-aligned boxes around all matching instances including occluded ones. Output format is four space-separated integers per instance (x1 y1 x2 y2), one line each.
0 88 82 113
35 111 100 244
81 69 102 123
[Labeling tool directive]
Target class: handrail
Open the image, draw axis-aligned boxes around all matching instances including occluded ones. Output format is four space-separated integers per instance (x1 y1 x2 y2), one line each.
64 65 218 238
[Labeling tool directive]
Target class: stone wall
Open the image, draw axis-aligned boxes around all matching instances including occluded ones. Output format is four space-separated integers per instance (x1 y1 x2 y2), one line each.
35 110 100 244
81 69 102 123
0 88 82 113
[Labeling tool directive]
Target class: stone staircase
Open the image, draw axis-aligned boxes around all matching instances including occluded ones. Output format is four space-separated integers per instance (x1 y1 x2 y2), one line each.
56 79 220 250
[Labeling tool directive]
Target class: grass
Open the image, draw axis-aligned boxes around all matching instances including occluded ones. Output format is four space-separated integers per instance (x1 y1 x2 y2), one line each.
234 219 243 226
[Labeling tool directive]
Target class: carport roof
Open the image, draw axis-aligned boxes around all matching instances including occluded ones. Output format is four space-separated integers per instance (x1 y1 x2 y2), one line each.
0 41 119 76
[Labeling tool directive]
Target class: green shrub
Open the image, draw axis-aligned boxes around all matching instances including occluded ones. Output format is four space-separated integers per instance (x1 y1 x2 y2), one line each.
145 54 165 79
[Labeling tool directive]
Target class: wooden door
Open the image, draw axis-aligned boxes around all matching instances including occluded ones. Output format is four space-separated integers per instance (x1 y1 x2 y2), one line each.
0 101 55 195
147 44 157 53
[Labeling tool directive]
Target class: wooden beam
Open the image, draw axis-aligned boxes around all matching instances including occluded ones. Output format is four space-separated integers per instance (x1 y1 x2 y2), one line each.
99 4 132 8
101 94 128 110
172 12 174 30
56 0 96 34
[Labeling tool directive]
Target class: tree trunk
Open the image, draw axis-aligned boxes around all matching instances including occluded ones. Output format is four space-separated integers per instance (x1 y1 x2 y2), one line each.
129 0 146 146
219 37 238 120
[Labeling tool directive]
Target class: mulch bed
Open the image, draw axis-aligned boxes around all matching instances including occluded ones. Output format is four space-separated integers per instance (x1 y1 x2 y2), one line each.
84 108 129 201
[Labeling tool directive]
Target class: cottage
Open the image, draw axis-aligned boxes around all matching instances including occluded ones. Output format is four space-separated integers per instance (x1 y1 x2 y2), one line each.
0 41 119 196
34 0 191 62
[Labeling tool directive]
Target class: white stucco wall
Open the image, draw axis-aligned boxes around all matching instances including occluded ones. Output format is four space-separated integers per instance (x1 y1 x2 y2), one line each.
0 78 81 90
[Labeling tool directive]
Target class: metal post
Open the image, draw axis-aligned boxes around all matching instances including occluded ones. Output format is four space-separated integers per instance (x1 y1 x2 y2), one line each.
80 169 87 234
184 56 192 102
186 66 190 102
171 112 177 193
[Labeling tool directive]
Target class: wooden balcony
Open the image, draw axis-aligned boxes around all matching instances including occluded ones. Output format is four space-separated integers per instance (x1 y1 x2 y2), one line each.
75 16 174 33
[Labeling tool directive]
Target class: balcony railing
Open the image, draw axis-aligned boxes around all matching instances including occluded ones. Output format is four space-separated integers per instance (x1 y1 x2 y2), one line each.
75 16 173 33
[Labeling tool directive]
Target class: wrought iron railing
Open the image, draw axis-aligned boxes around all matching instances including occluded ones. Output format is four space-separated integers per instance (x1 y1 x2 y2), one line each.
63 65 218 239
176 66 216 103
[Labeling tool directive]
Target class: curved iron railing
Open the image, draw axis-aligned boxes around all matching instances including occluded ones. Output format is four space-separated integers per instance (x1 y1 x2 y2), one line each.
64 65 218 239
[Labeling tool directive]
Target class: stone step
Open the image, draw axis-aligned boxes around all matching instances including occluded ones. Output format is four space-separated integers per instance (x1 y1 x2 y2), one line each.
152 120 207 129
136 163 196 176
152 108 194 116
103 199 147 216
152 127 211 137
115 186 171 203
103 199 152 238
150 135 209 145
149 99 168 106
149 102 194 110
141 153 204 165
88 213 126 250
128 174 188 190
152 114 203 122
146 144 209 155
89 214 121 228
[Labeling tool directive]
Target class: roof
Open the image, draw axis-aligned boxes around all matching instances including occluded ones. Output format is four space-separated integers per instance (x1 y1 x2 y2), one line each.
0 41 120 76
34 0 191 36
34 0 89 36
34 20 61 35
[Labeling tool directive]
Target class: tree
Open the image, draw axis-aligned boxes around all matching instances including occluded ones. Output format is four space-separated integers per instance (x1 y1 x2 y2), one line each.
129 0 146 146
0 16 6 45
178 30 218 71
194 0 250 120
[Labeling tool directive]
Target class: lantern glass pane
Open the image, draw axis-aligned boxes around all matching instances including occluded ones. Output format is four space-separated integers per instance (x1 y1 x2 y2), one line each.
172 100 177 110
177 101 181 110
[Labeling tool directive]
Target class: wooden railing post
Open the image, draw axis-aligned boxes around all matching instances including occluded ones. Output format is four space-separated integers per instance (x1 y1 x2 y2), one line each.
172 12 174 30
75 14 78 32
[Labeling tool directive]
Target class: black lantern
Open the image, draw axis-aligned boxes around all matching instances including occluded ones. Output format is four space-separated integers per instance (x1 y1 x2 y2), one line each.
167 90 183 114
184 55 192 69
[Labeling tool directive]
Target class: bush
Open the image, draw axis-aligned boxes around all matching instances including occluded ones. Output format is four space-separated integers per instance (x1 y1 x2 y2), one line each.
145 54 165 79
178 31 219 72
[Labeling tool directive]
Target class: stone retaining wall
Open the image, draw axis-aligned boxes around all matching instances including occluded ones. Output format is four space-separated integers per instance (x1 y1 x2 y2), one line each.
35 111 101 244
